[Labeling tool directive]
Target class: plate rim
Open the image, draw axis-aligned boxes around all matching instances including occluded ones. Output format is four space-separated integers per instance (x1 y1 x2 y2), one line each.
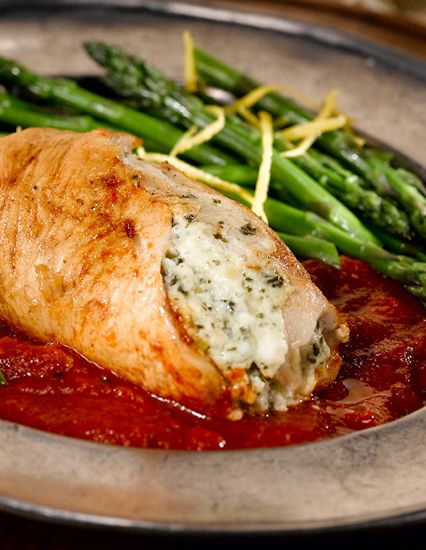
2 407 426 536
4 0 426 82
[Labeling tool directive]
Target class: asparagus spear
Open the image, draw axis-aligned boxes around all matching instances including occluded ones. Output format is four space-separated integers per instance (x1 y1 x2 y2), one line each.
0 57 235 167
0 92 174 154
200 163 258 185
365 152 426 241
366 225 426 261
278 233 340 267
193 48 375 173
0 92 117 132
84 40 378 245
194 47 426 240
273 135 412 240
262 197 426 301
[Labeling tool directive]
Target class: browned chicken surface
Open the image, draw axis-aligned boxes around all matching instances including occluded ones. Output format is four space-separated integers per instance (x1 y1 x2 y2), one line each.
0 128 348 417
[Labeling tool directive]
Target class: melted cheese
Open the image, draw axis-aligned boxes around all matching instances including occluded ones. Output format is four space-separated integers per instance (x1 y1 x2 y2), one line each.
162 200 293 409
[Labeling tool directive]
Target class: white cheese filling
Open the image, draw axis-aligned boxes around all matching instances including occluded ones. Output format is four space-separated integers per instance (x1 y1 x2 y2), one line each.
162 211 292 409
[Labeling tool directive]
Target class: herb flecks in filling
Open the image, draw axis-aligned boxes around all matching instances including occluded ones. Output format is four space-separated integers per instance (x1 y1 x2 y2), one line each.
240 223 257 236
162 213 293 410
301 328 331 374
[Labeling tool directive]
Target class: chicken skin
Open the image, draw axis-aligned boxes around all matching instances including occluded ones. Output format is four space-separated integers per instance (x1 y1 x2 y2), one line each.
0 128 348 417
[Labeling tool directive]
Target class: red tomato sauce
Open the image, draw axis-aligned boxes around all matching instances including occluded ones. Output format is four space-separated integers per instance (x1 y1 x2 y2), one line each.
0 256 424 450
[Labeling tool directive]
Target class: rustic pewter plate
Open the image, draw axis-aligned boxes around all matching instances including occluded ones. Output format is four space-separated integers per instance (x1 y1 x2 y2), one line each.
0 0 425 536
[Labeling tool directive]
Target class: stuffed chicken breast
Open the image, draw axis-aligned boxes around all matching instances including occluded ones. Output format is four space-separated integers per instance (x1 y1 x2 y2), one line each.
0 128 348 417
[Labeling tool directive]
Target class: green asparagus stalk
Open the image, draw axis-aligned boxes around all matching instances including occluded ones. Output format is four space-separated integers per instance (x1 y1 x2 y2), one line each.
203 121 414 241
200 163 258 185
84 40 379 245
366 225 426 261
278 233 340 267
262 197 426 300
194 47 426 240
0 92 175 156
0 92 117 132
365 152 426 240
0 57 235 167
273 135 412 240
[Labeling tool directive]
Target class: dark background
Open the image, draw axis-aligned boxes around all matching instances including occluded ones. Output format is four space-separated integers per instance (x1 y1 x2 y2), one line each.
3 509 426 549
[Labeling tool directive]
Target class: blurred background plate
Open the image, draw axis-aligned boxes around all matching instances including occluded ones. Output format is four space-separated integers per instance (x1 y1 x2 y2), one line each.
0 0 425 541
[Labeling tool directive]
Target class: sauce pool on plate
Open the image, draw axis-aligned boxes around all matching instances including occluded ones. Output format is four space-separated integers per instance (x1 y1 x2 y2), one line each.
0 256 424 450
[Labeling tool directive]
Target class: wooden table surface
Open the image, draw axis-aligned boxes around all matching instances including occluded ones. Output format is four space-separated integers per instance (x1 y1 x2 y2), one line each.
201 0 426 60
1 1 425 548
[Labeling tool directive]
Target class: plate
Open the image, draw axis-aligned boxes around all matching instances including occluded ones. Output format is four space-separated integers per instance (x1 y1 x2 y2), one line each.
0 0 425 536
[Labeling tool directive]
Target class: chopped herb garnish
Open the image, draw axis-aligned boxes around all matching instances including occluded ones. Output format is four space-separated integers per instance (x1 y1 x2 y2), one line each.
213 232 228 242
184 213 196 224
213 198 221 204
240 223 257 236
0 369 8 386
